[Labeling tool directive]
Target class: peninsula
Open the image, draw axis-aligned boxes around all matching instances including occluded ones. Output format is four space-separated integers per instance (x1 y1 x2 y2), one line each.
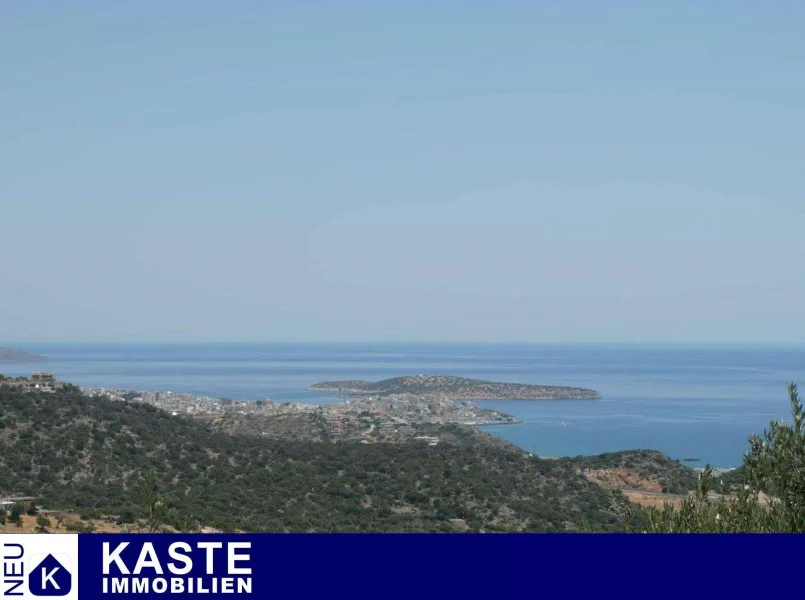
0 347 45 363
309 374 601 400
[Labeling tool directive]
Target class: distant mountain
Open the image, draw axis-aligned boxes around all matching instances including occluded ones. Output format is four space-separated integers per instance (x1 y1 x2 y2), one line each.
310 374 601 399
0 347 45 363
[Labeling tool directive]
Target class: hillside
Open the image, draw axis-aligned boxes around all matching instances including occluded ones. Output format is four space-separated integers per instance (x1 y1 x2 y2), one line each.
0 347 45 362
562 450 698 495
310 374 601 400
210 411 519 450
0 385 625 532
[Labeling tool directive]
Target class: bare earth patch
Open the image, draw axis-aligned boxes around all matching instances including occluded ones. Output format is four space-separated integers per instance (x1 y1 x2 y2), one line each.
578 467 690 510
621 490 687 510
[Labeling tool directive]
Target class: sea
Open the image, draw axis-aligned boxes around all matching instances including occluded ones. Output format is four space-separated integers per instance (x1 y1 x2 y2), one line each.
3 342 804 469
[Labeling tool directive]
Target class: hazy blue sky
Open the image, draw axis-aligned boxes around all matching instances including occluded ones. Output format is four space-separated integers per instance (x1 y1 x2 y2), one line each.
1 1 804 343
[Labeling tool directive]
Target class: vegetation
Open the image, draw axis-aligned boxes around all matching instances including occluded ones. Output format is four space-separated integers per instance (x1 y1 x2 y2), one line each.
716 465 746 489
621 383 805 532
5 377 800 533
9 504 22 526
36 515 51 531
0 384 625 532
211 412 331 443
212 412 516 449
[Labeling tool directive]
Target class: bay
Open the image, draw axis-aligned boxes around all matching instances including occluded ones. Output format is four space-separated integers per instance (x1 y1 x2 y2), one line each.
4 342 803 468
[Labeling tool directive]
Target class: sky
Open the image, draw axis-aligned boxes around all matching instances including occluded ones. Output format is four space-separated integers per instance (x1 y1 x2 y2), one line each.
1 1 804 343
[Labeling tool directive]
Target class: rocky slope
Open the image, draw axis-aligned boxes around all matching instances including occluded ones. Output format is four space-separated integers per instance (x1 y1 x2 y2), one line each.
561 450 698 495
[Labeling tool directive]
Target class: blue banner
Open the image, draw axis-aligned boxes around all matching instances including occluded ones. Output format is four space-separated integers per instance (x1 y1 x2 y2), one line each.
2 533 802 599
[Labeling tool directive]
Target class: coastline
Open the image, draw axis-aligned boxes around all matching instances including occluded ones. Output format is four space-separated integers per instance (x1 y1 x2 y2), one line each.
78 382 739 467
8 341 792 468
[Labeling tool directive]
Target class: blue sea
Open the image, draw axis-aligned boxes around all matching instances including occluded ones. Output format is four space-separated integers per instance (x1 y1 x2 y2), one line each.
4 343 804 468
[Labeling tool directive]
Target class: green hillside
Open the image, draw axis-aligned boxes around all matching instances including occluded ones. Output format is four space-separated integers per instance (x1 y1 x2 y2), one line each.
0 384 625 532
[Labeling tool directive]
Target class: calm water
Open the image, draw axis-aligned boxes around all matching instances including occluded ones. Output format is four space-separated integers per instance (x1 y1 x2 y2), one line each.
4 343 804 468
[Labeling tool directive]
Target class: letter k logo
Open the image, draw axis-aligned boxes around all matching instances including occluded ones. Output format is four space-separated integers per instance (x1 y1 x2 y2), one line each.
28 554 72 597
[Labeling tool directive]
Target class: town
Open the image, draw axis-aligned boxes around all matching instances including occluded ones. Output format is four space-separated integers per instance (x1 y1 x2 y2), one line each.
2 372 520 446
2 372 519 445
81 383 521 440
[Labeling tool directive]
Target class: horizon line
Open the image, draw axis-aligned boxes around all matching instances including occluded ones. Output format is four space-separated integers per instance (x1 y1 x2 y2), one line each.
5 340 805 347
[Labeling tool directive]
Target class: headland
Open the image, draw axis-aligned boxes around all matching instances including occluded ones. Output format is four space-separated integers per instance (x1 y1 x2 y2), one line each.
0 347 46 362
309 374 601 400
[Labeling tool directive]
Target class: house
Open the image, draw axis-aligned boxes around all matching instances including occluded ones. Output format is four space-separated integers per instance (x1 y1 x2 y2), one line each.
0 372 57 393
29 372 56 392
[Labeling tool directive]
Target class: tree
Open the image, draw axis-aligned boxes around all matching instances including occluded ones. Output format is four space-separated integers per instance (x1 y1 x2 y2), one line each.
9 504 22 526
623 383 805 533
116 508 136 525
743 382 805 529
176 514 201 533
142 469 169 533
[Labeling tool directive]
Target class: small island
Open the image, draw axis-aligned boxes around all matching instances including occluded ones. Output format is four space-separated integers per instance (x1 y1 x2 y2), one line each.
309 374 601 400
0 347 46 363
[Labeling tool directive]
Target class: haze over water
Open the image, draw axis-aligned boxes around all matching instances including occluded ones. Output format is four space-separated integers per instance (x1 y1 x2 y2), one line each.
5 342 803 469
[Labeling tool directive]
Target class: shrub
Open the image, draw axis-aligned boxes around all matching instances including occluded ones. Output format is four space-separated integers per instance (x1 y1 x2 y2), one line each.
623 383 805 533
9 504 22 524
